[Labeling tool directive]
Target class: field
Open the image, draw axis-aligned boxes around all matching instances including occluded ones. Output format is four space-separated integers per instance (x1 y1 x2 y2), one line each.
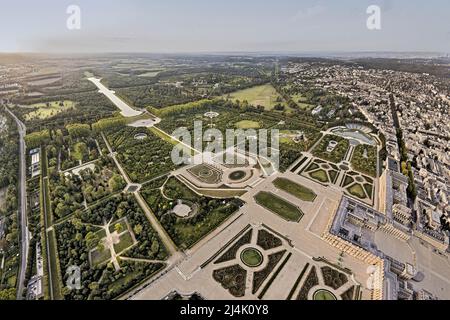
24 101 75 121
273 178 317 202
254 192 303 222
223 84 287 110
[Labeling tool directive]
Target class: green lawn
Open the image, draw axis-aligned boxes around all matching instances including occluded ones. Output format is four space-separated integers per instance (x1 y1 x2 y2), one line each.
24 101 75 120
364 184 373 197
309 169 330 184
173 208 233 249
347 184 367 199
313 289 337 300
235 120 261 129
90 245 112 266
241 248 263 267
291 94 315 111
273 178 317 202
224 84 287 110
255 192 304 222
114 232 135 254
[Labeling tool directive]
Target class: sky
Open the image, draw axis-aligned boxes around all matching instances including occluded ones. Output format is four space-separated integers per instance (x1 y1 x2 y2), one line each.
0 0 449 53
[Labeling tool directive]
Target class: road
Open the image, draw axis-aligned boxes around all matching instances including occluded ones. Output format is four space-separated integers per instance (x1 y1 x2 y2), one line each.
5 107 29 299
88 77 142 117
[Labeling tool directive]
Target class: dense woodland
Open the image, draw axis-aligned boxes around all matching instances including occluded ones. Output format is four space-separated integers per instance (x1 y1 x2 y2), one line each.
55 194 167 300
0 109 20 299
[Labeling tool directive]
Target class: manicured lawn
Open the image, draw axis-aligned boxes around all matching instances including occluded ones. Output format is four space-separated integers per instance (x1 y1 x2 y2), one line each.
313 289 337 300
224 84 287 110
241 248 263 267
255 192 304 222
91 245 112 266
342 175 354 187
114 232 135 254
273 178 317 202
364 184 373 197
348 184 367 199
309 169 329 183
235 120 261 129
329 170 338 183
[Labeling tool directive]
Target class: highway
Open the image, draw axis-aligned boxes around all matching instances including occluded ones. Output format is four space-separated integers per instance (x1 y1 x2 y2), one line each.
5 107 29 299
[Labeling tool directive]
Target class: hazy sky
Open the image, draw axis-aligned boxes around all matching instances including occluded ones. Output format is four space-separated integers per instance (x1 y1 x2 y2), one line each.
1 0 449 53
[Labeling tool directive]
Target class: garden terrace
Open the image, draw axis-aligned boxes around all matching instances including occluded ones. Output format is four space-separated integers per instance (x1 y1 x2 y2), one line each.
140 177 243 249
153 100 321 172
300 159 341 186
341 172 374 203
288 261 359 301
187 164 223 185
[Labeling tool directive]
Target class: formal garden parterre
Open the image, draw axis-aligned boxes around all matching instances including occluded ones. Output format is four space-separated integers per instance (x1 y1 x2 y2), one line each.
209 226 290 298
